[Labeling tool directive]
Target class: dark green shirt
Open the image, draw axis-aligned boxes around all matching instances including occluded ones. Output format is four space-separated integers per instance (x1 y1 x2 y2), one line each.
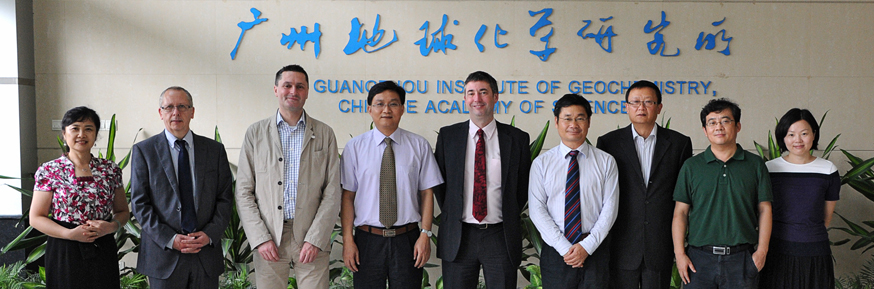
674 144 773 247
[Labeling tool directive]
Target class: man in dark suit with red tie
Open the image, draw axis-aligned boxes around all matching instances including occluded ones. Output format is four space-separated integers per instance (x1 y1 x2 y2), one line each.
434 71 532 289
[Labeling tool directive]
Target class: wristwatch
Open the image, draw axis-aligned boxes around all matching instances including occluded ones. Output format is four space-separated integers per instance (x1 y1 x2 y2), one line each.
421 229 433 237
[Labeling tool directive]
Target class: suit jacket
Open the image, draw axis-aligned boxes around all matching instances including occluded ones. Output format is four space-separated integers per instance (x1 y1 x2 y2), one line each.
130 132 234 279
235 111 341 252
596 124 692 271
433 120 531 265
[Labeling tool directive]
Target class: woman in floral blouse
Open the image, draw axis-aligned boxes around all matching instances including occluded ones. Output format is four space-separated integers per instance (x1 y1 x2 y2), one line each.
30 106 130 289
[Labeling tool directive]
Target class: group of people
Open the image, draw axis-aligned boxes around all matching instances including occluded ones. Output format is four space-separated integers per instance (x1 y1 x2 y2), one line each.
28 64 839 289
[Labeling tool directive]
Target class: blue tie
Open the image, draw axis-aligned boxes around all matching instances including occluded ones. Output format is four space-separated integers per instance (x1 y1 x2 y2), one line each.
176 140 197 234
565 150 582 244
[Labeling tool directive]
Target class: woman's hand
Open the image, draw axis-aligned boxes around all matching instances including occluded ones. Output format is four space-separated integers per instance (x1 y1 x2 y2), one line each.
85 220 118 237
67 225 99 243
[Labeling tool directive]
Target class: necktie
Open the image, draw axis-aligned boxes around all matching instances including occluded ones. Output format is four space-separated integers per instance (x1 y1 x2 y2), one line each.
565 150 583 244
473 129 487 222
176 140 197 234
379 137 398 228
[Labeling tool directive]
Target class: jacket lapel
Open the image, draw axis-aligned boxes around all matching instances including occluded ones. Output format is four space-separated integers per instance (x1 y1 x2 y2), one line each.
620 125 645 183
450 122 469 196
193 133 208 214
650 125 671 181
155 136 180 198
497 122 511 190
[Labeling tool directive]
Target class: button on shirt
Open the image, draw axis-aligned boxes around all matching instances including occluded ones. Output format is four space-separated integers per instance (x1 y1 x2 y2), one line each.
462 119 503 224
632 125 657 186
528 142 619 256
277 110 306 220
340 128 444 227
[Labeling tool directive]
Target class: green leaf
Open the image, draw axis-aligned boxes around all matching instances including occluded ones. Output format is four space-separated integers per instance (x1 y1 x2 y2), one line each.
521 216 542 257
5 184 32 197
665 118 671 129
214 126 223 143
753 141 768 161
117 128 142 171
821 134 840 159
0 175 19 179
842 149 865 166
106 114 117 162
845 179 874 203
836 212 870 235
510 115 516 127
842 157 874 184
529 121 549 161
26 243 46 264
767 130 780 160
56 136 65 153
1 226 34 254
850 238 873 251
818 110 829 132
831 238 850 246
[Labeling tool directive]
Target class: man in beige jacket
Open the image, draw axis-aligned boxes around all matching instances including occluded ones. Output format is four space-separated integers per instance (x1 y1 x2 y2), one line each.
236 64 341 288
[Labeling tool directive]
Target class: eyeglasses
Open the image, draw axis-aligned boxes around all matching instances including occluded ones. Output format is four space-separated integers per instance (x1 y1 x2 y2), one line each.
559 116 588 124
161 104 193 112
706 118 735 128
627 100 657 108
372 102 402 109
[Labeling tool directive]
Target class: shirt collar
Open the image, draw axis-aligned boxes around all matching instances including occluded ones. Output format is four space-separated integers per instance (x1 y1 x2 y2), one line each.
559 142 590 159
164 129 193 148
469 118 497 140
276 109 306 128
702 144 746 163
631 125 658 140
372 128 403 146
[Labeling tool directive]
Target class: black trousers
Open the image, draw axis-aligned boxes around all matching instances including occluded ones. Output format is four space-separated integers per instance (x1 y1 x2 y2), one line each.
685 246 759 289
609 259 673 289
353 225 423 289
442 223 516 289
541 241 610 289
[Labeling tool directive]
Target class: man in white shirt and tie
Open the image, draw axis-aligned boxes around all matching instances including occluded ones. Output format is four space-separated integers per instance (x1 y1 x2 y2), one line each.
529 93 619 288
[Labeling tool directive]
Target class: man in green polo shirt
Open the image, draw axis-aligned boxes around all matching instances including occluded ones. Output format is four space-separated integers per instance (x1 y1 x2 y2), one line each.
671 98 773 289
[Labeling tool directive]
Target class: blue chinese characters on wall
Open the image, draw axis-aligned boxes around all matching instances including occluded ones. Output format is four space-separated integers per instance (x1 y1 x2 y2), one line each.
281 23 323 58
578 16 617 53
414 14 459 56
230 8 268 60
695 17 732 56
528 8 556 61
644 11 680 57
344 15 398 55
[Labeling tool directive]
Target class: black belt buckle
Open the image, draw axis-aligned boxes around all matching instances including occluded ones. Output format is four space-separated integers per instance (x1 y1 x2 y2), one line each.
475 223 490 229
712 246 729 255
382 229 397 237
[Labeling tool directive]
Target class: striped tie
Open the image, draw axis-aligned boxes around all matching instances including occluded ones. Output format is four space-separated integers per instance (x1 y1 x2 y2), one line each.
565 150 582 244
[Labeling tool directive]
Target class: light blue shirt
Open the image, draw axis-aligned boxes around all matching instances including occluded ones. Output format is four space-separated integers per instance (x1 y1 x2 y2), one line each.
277 110 306 220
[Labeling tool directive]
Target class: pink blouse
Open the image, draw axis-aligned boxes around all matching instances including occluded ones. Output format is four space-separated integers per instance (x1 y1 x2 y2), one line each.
33 155 122 225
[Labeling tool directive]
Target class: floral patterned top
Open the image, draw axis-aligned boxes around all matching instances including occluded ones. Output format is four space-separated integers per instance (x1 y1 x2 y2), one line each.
33 155 122 225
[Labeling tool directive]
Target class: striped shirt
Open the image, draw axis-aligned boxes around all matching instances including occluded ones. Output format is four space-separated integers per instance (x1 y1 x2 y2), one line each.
277 111 306 219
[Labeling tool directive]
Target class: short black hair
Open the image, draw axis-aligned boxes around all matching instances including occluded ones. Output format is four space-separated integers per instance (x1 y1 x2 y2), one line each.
625 80 662 104
553 93 593 118
464 71 498 94
367 81 406 105
775 108 820 152
61 106 101 140
699 98 741 127
275 64 309 85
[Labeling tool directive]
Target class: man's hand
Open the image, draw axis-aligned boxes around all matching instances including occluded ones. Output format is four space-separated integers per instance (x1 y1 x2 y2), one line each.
675 252 696 284
563 244 589 268
299 242 320 264
84 220 116 237
257 240 280 262
67 225 99 243
751 249 767 271
343 239 359 272
182 231 210 253
413 233 431 268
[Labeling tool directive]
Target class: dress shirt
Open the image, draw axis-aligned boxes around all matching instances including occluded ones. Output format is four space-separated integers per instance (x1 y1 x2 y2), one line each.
462 119 503 224
277 110 306 220
341 128 444 227
163 129 196 207
631 125 657 186
529 142 619 256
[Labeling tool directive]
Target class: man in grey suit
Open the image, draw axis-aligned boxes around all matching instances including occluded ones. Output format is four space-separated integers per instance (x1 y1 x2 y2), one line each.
596 80 692 289
130 86 234 289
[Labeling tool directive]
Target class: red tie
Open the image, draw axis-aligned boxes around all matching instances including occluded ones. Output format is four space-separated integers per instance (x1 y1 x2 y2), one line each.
473 129 487 222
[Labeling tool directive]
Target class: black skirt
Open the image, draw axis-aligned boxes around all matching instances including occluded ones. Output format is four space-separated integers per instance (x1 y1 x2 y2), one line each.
758 238 834 289
45 219 120 289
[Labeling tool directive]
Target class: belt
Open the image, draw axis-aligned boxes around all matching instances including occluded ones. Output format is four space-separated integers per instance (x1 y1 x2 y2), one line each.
691 244 754 255
357 223 418 237
463 222 503 229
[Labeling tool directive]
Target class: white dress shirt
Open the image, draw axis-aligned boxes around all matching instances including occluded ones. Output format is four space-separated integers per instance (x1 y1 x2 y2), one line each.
340 128 444 227
462 119 503 224
632 125 657 186
528 142 619 256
